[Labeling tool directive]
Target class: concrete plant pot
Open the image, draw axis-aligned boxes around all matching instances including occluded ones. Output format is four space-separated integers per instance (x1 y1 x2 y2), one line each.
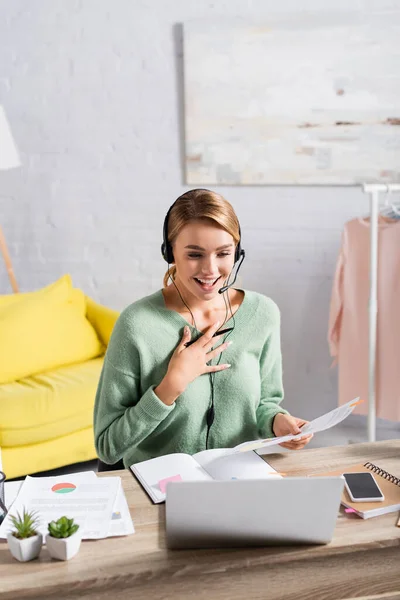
45 530 82 561
7 532 43 562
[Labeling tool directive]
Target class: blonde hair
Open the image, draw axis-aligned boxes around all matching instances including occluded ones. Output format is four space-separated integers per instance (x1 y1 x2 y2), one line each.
162 189 241 287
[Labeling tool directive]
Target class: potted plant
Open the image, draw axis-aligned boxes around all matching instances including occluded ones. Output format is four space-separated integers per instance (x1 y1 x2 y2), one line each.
45 516 82 561
7 509 43 562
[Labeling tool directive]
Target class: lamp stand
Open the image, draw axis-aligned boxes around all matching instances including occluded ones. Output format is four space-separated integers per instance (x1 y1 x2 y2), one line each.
0 224 19 293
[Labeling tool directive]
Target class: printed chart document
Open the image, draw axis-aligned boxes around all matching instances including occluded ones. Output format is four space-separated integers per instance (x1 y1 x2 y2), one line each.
4 472 98 512
0 472 121 540
4 475 135 538
131 449 281 504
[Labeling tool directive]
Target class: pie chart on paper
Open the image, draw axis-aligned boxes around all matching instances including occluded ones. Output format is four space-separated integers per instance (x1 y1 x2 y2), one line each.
51 482 77 494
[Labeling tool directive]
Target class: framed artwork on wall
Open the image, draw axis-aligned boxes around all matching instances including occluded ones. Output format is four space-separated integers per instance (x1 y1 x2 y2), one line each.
183 16 400 185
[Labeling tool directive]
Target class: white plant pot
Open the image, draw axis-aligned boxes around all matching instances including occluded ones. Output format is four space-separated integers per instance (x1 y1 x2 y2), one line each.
7 533 43 562
45 530 82 561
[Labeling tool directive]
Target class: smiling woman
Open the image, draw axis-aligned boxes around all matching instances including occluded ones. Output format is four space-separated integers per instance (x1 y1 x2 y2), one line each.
93 189 313 470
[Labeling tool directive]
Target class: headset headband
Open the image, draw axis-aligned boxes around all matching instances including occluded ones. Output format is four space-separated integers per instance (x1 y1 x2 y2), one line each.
161 190 244 264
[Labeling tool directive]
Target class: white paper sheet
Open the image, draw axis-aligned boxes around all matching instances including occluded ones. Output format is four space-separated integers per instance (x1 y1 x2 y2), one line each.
3 471 134 538
233 397 361 453
0 472 120 540
108 485 135 537
4 471 97 512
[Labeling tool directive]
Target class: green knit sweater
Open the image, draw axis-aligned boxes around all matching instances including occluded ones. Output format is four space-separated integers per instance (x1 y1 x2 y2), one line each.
93 289 289 467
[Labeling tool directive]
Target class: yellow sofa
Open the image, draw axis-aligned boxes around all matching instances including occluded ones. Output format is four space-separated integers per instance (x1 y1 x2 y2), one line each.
0 294 119 479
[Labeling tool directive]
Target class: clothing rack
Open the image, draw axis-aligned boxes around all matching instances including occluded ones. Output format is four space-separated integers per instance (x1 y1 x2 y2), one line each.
362 183 400 442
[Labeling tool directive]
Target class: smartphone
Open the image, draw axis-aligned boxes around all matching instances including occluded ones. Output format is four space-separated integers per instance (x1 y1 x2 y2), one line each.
343 472 384 502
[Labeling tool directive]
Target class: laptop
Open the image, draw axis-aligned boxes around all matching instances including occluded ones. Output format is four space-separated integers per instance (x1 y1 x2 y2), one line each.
165 476 344 549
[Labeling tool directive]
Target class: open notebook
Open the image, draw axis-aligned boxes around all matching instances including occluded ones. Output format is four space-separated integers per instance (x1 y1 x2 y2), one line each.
130 448 281 504
316 461 400 519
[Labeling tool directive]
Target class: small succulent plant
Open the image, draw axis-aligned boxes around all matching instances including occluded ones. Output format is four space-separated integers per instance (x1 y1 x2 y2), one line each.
48 516 79 539
10 509 40 539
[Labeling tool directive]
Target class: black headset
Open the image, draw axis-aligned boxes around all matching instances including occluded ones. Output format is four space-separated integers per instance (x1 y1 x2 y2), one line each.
161 189 244 266
160 189 245 448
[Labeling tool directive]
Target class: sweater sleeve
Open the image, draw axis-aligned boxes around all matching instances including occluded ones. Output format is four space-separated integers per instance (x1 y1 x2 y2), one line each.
256 300 289 438
93 311 175 465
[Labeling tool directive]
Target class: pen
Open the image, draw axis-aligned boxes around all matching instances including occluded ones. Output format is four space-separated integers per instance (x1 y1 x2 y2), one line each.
184 327 234 347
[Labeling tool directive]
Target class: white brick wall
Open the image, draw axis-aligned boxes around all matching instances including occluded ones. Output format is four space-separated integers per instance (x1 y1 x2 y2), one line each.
0 0 396 420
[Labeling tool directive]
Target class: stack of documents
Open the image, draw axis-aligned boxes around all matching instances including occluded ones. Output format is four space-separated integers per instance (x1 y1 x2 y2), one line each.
0 471 134 540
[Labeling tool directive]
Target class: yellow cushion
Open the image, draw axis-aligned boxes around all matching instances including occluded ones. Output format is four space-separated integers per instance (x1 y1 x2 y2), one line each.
0 357 104 447
0 291 34 308
1 427 97 480
0 275 104 384
86 296 119 346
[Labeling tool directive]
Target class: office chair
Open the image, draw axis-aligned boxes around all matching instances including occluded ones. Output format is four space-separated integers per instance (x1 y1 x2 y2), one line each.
97 458 125 472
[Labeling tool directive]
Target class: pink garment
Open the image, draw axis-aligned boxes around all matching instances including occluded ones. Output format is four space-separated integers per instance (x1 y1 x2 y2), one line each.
328 217 400 422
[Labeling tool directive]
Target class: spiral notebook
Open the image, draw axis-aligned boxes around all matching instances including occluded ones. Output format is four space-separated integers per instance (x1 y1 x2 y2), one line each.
317 461 400 519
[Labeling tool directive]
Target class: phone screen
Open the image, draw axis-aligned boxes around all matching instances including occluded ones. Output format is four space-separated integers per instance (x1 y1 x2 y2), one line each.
343 472 383 499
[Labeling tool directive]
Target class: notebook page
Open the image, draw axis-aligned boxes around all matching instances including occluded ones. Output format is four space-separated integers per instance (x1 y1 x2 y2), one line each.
193 449 282 481
130 453 212 503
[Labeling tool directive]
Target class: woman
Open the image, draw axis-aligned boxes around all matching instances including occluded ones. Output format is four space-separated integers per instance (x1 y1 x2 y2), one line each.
94 189 312 468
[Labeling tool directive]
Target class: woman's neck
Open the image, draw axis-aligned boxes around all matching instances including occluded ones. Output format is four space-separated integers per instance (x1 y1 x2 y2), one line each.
164 280 231 322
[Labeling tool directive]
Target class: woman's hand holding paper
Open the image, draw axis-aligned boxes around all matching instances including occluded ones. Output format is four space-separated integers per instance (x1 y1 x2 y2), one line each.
272 414 313 450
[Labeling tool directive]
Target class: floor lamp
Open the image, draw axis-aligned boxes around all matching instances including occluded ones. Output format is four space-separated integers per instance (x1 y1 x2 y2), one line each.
0 105 21 293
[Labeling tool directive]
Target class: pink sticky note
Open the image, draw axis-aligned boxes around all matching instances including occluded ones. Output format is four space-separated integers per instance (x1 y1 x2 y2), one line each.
345 508 357 514
158 474 183 494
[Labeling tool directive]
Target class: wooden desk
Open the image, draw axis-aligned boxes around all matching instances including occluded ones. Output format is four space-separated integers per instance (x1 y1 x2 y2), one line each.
1 441 399 600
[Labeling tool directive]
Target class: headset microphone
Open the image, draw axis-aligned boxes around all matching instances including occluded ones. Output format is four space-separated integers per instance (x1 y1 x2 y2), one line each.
218 249 245 294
